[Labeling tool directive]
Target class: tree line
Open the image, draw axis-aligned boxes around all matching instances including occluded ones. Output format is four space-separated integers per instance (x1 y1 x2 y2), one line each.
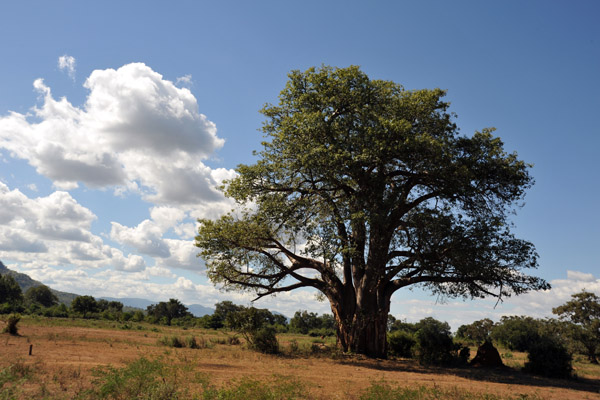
0 275 335 335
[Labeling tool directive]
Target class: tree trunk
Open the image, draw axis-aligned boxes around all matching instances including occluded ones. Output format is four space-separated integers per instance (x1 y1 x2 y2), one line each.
330 289 390 358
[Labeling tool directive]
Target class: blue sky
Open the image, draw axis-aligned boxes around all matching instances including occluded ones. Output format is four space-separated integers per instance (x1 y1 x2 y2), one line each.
0 1 598 328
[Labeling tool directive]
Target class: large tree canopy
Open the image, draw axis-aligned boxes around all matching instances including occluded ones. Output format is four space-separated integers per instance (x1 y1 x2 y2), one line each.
195 65 549 358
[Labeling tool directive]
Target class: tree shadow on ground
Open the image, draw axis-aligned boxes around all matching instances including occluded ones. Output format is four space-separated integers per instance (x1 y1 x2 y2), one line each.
335 357 600 396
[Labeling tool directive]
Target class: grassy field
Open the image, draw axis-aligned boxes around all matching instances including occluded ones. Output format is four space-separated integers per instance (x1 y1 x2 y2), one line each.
1 316 599 399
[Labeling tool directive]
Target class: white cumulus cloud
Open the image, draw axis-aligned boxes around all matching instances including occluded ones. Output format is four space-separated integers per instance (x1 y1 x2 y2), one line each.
110 220 171 258
0 63 233 208
0 181 147 273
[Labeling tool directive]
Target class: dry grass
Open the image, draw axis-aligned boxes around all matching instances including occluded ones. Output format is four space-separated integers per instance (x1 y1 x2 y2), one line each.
1 317 599 399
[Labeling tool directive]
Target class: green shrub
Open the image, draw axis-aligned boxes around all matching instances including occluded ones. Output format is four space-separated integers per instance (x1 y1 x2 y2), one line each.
491 315 541 351
0 303 24 314
359 381 427 400
88 357 179 399
50 304 69 318
201 375 307 400
186 336 201 349
0 360 33 399
3 314 21 335
132 310 145 322
288 339 299 354
387 330 416 358
308 327 335 337
227 335 241 345
457 346 470 364
249 327 279 354
159 335 184 348
524 335 572 379
415 317 455 365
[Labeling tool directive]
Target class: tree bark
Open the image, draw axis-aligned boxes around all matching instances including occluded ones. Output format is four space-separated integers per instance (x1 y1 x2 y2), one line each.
329 288 390 358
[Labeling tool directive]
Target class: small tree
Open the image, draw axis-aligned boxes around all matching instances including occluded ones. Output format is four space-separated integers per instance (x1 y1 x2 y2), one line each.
71 295 99 318
414 317 456 365
553 291 600 364
227 307 273 338
388 318 418 334
289 310 321 334
249 326 279 354
210 301 245 329
24 285 58 308
456 318 494 344
97 299 124 313
146 299 190 326
491 315 541 351
220 305 280 353
0 275 23 308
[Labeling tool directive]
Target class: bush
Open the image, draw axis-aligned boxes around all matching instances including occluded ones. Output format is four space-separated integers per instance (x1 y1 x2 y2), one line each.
89 357 178 399
131 310 145 322
288 339 299 354
273 323 288 333
3 314 21 335
387 330 416 358
49 304 69 318
524 335 572 378
201 375 307 399
249 327 279 354
491 315 541 351
458 346 470 364
186 336 200 349
0 303 24 315
308 327 335 337
159 335 184 348
227 335 241 345
415 317 455 365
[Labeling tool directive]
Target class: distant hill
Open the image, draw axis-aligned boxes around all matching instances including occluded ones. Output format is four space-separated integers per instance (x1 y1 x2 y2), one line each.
186 303 214 317
0 260 79 305
99 297 155 310
100 297 214 316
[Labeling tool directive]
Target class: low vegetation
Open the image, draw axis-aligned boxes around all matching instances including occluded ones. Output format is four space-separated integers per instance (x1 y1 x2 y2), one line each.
1 316 599 399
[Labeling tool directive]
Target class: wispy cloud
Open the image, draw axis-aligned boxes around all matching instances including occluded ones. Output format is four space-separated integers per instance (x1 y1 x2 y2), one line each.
176 74 193 88
58 55 76 80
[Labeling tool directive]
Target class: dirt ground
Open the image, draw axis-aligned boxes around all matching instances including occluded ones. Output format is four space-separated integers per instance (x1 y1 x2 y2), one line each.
2 320 600 399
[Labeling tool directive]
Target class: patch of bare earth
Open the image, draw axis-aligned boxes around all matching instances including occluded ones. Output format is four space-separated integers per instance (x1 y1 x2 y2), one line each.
2 321 599 399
